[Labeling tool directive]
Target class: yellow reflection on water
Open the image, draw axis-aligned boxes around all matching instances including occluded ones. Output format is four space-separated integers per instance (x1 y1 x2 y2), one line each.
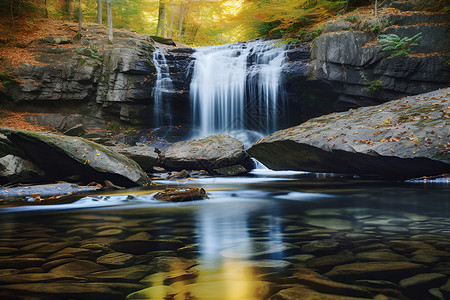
134 258 268 300
171 259 268 300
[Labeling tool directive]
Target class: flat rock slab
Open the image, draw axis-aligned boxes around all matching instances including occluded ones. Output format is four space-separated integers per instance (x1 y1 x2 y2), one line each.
0 183 101 200
159 134 255 173
1 129 152 187
249 88 450 179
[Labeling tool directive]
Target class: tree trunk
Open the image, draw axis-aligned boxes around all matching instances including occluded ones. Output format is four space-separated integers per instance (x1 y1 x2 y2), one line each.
97 0 102 24
178 0 183 38
65 0 71 17
44 0 48 18
78 0 82 34
344 0 350 13
168 4 175 38
156 0 166 37
375 0 378 18
10 0 14 28
107 0 113 43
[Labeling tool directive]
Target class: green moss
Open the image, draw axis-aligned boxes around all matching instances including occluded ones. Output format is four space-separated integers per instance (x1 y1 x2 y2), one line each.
364 79 383 94
433 151 450 160
106 121 121 131
407 106 440 114
344 14 362 24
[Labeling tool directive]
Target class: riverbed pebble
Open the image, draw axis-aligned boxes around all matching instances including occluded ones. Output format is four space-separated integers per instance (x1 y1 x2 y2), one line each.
0 205 449 299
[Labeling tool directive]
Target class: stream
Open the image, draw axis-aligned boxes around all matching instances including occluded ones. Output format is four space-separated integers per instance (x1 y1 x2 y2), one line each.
1 169 449 299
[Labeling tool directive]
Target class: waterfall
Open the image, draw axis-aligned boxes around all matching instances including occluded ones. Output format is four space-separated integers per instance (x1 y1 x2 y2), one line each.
152 47 173 127
190 40 287 138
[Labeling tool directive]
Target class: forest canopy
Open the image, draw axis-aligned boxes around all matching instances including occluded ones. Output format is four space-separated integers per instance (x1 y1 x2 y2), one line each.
0 0 447 45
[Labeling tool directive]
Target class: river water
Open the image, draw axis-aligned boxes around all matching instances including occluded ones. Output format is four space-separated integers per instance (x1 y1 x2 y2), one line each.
1 170 449 299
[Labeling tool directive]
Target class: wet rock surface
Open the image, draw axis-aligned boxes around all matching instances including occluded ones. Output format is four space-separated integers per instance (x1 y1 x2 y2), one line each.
310 6 450 109
153 187 208 202
249 88 450 179
159 134 255 173
0 129 152 187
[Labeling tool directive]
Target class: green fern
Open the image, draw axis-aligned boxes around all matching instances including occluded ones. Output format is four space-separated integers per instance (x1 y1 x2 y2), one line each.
377 33 423 58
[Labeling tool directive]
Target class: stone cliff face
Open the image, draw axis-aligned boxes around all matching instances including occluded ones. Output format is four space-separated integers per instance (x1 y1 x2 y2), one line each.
2 4 449 132
309 5 450 111
3 23 193 130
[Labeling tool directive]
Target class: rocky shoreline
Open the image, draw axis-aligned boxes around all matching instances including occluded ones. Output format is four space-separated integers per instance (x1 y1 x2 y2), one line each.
1 88 449 204
249 88 450 179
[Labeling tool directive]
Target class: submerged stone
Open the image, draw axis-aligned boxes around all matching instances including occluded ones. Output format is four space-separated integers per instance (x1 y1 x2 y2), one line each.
0 272 82 283
50 260 108 276
301 240 340 254
110 239 184 255
355 250 409 262
220 242 299 259
400 273 447 290
268 285 370 300
126 285 175 299
0 258 46 269
173 280 273 300
325 262 426 282
305 253 357 269
148 256 197 273
86 265 153 282
0 282 144 298
293 270 373 298
96 252 136 268
302 217 354 230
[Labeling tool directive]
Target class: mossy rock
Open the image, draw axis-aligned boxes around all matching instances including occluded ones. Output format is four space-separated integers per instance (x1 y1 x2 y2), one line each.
1 129 152 187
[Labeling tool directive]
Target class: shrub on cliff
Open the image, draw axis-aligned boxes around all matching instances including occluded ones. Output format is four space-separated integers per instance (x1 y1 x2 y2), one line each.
378 32 422 57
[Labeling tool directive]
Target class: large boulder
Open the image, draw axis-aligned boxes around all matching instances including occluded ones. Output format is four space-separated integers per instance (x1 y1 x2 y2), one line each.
108 144 159 172
0 154 46 184
1 129 152 187
248 88 450 179
158 134 255 174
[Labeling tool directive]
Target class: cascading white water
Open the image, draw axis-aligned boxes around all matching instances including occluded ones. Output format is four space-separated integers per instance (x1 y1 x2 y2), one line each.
153 47 173 127
190 40 287 138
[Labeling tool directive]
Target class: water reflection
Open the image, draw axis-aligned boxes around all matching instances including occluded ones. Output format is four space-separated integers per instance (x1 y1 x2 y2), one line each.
0 172 449 299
